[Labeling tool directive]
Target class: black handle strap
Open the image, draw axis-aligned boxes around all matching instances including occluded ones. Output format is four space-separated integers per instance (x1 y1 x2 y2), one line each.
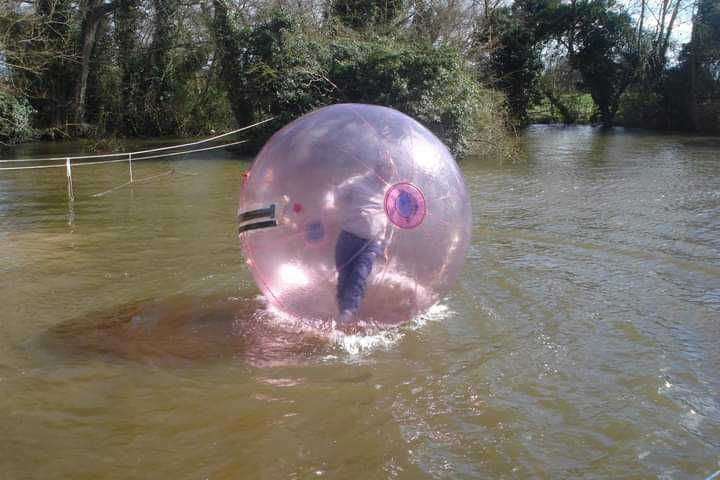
238 219 278 234
238 204 275 222
238 203 278 234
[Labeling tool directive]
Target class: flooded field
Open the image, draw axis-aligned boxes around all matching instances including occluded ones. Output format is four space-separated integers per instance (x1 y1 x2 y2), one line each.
1 126 718 478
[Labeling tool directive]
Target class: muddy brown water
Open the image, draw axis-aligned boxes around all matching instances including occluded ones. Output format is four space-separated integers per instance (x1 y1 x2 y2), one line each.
0 125 718 478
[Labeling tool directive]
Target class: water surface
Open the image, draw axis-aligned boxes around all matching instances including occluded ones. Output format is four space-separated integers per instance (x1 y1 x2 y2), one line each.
1 126 718 478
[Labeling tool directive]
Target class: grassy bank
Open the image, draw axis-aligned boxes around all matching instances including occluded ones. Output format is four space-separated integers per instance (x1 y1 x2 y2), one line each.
527 94 597 125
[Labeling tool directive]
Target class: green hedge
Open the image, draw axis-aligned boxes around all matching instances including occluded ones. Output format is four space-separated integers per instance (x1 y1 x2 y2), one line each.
221 12 509 159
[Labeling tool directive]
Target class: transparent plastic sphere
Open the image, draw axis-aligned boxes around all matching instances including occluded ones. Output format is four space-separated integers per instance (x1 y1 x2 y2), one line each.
239 104 471 326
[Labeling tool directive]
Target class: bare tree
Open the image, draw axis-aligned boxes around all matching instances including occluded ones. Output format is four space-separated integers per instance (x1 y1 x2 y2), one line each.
626 0 694 82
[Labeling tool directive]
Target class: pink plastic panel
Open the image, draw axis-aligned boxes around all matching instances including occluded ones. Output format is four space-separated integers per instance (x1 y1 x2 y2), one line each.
239 104 472 325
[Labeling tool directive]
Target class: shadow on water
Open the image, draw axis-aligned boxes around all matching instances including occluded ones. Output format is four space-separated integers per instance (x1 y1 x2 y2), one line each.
43 293 341 367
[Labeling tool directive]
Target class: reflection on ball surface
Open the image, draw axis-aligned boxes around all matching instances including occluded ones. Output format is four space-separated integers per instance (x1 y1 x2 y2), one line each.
239 104 471 326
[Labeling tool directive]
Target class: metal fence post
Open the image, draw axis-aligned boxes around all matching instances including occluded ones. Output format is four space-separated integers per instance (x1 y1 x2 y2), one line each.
65 158 74 202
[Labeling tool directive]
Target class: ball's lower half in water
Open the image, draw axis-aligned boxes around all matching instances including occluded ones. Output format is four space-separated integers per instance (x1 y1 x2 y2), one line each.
239 104 471 326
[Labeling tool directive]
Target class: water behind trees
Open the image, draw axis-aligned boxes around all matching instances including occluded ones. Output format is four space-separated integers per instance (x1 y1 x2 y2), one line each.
0 126 718 478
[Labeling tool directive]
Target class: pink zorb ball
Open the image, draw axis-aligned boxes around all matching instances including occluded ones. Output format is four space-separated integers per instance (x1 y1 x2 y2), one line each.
238 104 472 326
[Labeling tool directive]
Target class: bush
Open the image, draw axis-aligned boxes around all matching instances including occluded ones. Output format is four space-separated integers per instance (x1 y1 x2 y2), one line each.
328 37 489 158
616 90 668 129
0 90 36 145
220 11 511 159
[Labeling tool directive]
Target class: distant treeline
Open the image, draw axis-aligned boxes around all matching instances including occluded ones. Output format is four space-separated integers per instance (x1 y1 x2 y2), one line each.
0 0 718 154
498 0 720 132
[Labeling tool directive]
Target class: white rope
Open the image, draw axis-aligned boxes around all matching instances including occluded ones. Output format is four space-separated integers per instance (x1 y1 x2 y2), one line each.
74 140 247 165
0 163 65 171
0 139 247 171
705 470 720 480
0 117 273 164
92 169 175 197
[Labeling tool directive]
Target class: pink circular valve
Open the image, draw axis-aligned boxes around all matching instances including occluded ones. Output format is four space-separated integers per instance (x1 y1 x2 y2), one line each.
385 182 426 229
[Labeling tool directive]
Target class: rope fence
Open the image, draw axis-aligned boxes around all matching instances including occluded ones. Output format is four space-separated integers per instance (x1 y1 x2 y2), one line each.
0 117 274 164
0 117 274 201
